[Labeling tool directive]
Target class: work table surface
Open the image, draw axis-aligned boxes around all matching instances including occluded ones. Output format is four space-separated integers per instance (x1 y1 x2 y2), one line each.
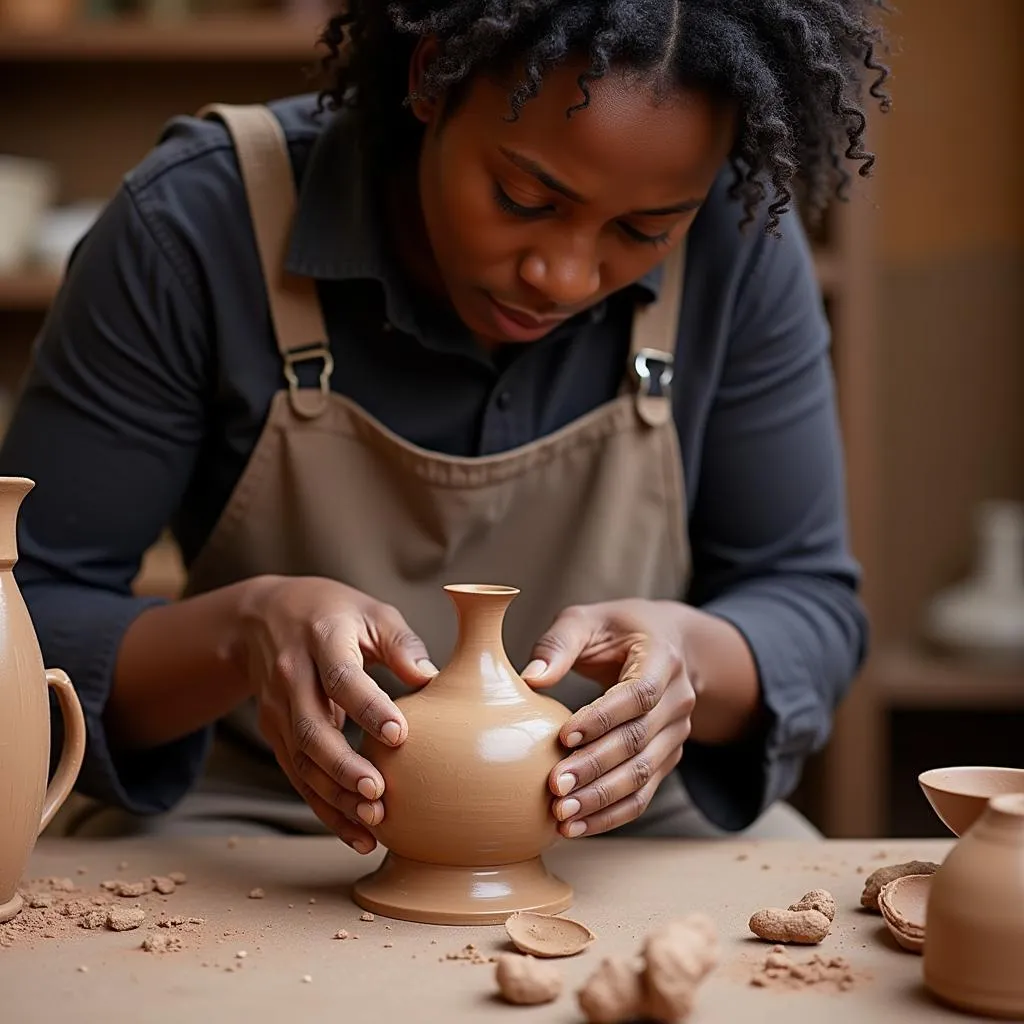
1 835 977 1023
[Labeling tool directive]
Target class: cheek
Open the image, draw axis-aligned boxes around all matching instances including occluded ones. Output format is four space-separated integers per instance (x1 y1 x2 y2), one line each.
424 144 512 275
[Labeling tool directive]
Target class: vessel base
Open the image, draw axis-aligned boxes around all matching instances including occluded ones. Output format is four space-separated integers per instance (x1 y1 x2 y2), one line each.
352 852 572 925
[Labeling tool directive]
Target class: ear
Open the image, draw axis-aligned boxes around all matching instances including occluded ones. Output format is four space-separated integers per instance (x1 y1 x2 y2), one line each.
407 34 442 123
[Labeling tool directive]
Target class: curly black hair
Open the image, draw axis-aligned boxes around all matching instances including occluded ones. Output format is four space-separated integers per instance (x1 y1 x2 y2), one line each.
316 1 892 235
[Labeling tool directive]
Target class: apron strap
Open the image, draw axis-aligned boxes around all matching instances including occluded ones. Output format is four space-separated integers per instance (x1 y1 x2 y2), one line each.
627 240 686 427
196 103 333 419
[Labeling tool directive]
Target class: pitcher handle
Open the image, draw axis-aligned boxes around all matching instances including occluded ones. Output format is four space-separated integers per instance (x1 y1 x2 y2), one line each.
38 668 87 835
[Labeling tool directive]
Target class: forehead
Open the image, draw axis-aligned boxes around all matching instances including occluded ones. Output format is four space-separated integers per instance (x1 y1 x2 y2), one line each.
448 60 734 201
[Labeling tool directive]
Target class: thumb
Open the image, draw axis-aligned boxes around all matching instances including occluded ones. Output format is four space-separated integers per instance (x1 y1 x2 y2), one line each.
521 607 595 689
372 604 439 688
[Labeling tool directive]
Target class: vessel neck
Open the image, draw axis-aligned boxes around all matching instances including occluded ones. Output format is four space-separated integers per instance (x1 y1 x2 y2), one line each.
973 793 1024 843
0 477 34 568
431 585 524 697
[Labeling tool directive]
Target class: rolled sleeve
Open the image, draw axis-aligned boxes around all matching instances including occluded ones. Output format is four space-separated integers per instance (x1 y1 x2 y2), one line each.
0 176 213 815
678 202 869 831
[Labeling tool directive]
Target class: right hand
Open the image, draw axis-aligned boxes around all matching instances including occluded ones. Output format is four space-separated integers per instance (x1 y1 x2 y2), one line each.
234 575 438 853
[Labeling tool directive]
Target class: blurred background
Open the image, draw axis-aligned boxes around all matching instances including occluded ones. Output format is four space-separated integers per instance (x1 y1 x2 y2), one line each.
0 0 1021 838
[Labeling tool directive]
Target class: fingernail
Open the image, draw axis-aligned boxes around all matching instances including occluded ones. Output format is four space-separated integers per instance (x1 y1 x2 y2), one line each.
558 798 581 821
352 838 374 855
565 821 586 838
356 802 377 826
522 659 547 680
357 777 380 800
417 659 439 676
381 721 402 745
556 773 576 796
565 731 583 748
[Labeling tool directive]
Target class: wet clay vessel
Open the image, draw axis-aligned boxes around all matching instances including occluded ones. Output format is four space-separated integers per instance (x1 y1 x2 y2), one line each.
924 792 1024 1018
353 584 572 925
919 766 1024 836
0 477 86 923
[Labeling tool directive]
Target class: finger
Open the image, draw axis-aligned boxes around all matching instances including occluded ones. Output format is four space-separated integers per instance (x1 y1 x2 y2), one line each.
550 670 692 796
521 605 597 689
290 681 388 802
557 638 680 749
310 617 410 746
554 719 690 831
265 724 378 853
369 602 439 688
287 708 386 827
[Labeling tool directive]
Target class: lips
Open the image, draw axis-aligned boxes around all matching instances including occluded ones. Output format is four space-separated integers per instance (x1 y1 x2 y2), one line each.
488 296 567 331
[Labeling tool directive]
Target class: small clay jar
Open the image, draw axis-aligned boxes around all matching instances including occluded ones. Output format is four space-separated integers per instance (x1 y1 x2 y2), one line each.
924 792 1024 1018
0 477 86 923
353 584 573 925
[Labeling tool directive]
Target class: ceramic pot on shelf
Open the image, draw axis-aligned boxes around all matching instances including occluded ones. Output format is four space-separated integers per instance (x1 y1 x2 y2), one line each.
924 500 1024 664
0 477 86 923
353 584 573 925
924 792 1024 1019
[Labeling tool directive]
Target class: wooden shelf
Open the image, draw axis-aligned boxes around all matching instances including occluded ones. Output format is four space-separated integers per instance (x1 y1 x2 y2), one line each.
0 270 61 310
869 644 1024 708
0 14 325 62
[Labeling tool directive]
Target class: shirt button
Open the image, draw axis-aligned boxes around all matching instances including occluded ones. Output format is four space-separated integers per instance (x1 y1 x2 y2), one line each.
496 391 512 411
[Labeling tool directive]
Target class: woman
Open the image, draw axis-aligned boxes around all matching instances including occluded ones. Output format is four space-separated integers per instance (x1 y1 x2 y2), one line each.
0 1 889 847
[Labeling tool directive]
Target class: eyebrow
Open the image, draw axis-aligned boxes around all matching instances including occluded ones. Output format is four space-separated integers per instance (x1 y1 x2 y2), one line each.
497 146 704 216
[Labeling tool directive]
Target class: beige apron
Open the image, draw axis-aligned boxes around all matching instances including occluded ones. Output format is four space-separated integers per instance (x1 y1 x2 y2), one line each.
58 104 818 841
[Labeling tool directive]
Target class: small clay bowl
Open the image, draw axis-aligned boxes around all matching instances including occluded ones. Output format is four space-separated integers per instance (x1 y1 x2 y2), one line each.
919 766 1024 837
878 874 930 954
504 910 596 958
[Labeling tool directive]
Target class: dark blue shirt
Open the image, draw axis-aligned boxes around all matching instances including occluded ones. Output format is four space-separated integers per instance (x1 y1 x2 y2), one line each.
0 94 867 832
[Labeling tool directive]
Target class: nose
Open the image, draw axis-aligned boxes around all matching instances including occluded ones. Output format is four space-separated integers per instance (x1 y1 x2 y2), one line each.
518 235 601 308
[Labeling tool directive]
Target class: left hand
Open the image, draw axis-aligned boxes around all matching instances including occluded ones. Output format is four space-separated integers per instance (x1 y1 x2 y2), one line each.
522 599 695 838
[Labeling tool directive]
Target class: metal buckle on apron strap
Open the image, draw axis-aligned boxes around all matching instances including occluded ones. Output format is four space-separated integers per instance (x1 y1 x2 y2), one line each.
283 344 334 419
631 348 674 427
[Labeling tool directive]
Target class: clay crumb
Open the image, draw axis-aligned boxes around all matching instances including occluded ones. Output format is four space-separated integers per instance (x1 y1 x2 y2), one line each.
383 942 393 948
248 888 266 900
142 932 184 954
334 930 349 940
359 912 375 922
151 877 177 895
76 867 88 876
77 966 88 973
236 950 248 959
79 910 110 930
26 894 55 909
749 890 835 945
308 898 316 905
577 913 719 1023
117 861 129 871
302 975 312 984
860 861 939 912
736 854 749 861
168 872 187 885
495 953 562 1006
227 837 239 849
107 907 146 932
445 943 493 965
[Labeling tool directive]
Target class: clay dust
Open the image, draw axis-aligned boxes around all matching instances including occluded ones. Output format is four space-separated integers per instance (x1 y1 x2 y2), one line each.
750 945 859 992
0 871 199 953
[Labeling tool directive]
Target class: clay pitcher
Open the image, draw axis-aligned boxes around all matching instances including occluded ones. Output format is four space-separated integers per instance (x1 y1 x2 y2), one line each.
0 477 86 923
353 584 573 924
924 792 1024 1018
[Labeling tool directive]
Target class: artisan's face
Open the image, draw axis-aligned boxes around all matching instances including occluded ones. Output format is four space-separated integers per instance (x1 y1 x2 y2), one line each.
409 49 735 345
